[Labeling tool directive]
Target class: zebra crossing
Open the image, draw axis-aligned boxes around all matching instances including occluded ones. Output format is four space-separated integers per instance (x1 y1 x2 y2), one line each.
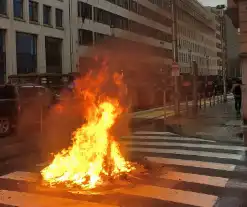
1 131 247 207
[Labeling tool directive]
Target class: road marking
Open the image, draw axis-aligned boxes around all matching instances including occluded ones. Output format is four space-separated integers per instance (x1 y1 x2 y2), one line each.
117 184 218 207
133 131 177 136
161 171 229 187
129 147 243 160
146 157 236 171
124 141 246 151
122 135 216 143
0 171 39 182
0 190 118 207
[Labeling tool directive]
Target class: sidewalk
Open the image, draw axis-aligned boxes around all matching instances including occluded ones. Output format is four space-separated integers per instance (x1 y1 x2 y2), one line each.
132 94 233 120
131 97 243 143
163 100 243 143
177 101 242 141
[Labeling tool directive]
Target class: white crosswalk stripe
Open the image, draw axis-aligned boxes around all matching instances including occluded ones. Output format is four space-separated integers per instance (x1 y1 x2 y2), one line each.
0 131 247 207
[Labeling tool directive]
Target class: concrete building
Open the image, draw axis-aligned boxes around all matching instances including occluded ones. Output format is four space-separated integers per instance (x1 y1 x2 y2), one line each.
71 0 173 108
176 0 219 78
0 0 173 109
70 0 172 73
227 0 247 123
0 0 71 84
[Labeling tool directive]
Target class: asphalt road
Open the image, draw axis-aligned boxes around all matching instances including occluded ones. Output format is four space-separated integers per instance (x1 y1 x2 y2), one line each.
1 130 247 207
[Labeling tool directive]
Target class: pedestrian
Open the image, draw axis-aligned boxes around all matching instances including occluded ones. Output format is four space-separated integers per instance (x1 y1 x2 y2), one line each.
232 79 242 115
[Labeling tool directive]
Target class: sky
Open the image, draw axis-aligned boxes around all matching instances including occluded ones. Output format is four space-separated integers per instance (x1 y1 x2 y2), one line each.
198 0 227 6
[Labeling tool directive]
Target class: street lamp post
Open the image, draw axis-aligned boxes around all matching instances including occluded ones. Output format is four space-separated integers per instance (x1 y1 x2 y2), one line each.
188 49 192 74
171 0 180 116
216 4 227 102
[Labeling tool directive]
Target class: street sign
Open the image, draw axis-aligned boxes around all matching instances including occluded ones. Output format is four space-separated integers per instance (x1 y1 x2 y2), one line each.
172 62 180 77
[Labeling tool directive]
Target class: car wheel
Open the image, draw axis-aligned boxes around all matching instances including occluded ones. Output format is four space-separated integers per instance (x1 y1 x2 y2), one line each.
0 118 11 136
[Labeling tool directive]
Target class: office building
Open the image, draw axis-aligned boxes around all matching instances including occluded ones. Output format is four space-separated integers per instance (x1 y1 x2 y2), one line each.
0 0 71 84
176 0 220 79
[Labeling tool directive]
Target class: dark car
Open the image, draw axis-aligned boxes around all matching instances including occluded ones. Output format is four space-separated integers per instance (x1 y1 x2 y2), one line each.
0 85 20 136
0 84 54 136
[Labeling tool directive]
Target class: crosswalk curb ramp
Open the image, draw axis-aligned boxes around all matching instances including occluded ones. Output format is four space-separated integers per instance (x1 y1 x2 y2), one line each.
1 130 247 206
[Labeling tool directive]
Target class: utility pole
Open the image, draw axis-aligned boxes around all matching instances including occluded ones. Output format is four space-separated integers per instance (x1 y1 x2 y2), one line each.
171 0 180 116
216 4 227 102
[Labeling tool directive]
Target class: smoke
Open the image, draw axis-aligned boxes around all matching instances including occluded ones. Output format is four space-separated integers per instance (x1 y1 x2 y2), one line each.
18 37 166 161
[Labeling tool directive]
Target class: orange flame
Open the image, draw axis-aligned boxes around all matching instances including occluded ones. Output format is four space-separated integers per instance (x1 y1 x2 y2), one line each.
41 68 134 189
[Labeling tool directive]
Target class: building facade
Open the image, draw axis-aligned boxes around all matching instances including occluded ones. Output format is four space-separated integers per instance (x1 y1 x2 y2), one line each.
176 0 220 79
0 0 71 84
70 0 172 72
227 0 247 123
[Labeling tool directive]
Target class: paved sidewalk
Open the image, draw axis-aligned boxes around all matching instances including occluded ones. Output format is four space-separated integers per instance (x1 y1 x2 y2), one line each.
132 94 233 120
163 100 243 143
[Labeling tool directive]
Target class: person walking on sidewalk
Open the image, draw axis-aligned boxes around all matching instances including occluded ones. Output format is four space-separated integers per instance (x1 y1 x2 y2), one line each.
232 79 242 115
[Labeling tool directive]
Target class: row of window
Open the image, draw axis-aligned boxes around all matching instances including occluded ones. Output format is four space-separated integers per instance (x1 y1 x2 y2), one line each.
177 7 214 36
178 24 216 49
78 29 172 59
78 2 172 43
178 38 216 57
104 0 172 27
178 52 217 67
0 0 63 28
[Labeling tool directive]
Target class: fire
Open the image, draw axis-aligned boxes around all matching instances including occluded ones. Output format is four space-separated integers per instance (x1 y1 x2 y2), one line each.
41 68 135 190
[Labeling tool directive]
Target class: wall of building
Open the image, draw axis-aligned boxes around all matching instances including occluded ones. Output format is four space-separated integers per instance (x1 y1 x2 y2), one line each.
176 0 220 76
71 0 173 74
0 0 71 82
225 15 240 77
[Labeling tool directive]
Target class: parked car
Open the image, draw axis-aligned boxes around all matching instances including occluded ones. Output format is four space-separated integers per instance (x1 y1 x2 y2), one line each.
0 84 20 136
0 83 54 136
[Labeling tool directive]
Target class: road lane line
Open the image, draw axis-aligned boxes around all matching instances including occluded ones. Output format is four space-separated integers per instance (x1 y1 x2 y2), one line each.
129 147 243 160
123 141 246 151
161 171 229 187
117 184 218 207
0 171 39 182
146 157 236 171
133 131 177 136
0 190 118 207
122 135 216 143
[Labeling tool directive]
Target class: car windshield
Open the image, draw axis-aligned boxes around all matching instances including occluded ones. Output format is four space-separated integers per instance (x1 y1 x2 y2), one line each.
0 85 17 99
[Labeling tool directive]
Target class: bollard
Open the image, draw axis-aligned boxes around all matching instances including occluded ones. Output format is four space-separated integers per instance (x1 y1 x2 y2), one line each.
204 94 206 109
186 95 189 116
199 94 202 109
163 90 166 123
40 105 43 134
209 93 212 107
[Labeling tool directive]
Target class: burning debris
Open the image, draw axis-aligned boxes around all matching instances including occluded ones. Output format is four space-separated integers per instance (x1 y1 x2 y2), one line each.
41 66 136 190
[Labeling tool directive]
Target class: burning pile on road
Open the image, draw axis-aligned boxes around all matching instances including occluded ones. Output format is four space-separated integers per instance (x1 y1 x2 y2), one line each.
41 66 135 190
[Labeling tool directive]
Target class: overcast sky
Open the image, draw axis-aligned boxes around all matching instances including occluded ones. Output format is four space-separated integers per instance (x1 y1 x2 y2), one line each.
198 0 227 6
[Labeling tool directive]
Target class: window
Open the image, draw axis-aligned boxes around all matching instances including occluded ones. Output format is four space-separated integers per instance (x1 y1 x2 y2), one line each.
16 32 37 74
94 32 109 44
45 37 62 73
29 0 38 22
78 29 93 45
13 0 23 19
0 0 7 15
55 9 63 27
78 1 92 20
43 5 51 25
